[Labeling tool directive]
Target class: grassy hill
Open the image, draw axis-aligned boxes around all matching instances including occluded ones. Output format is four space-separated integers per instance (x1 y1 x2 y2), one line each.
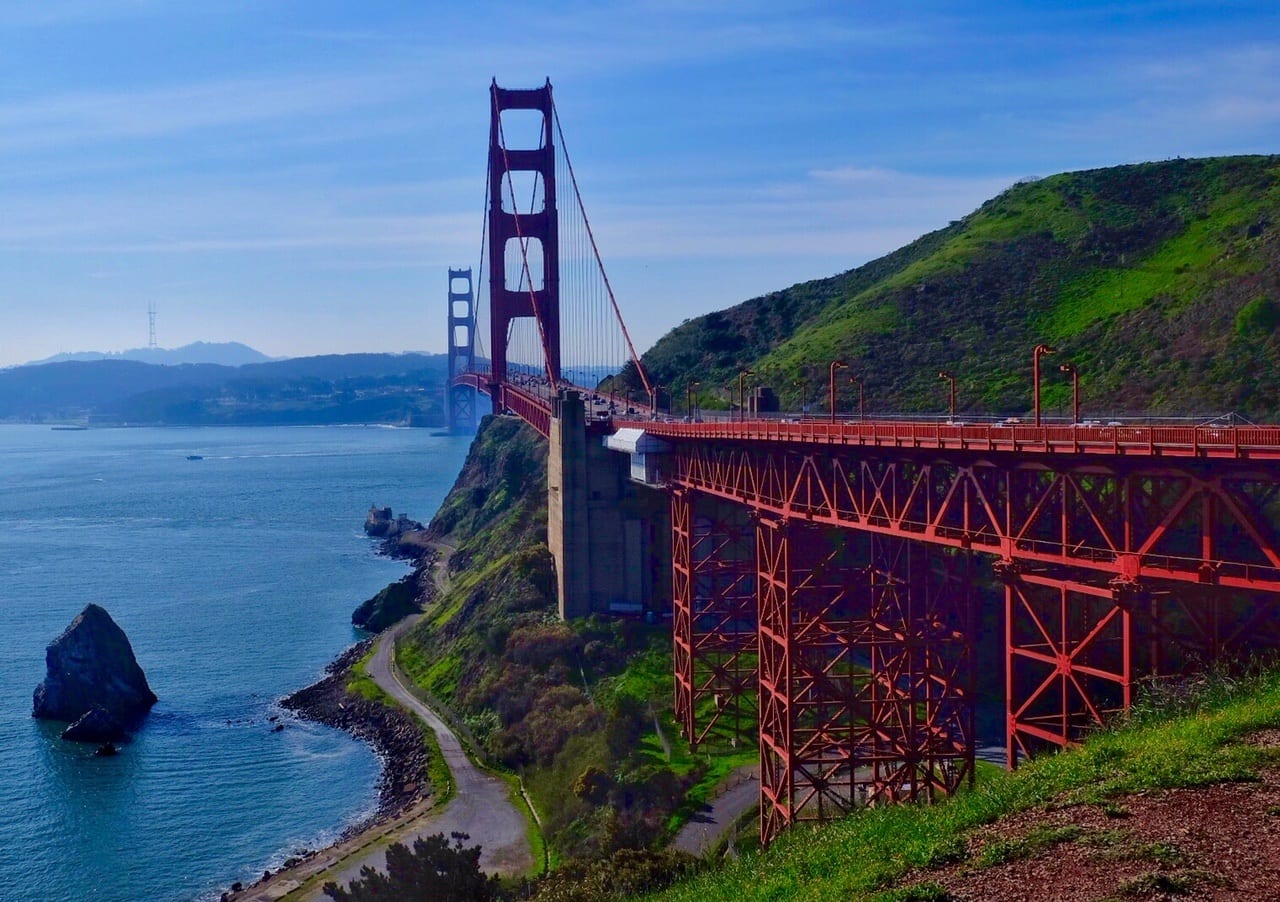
638 155 1280 419
648 664 1280 901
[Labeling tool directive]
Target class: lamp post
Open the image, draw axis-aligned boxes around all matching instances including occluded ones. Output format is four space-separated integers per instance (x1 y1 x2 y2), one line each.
828 360 848 423
938 371 956 422
737 370 754 422
794 379 808 418
651 384 662 415
1033 344 1057 427
1059 362 1080 425
686 380 700 419
849 376 865 422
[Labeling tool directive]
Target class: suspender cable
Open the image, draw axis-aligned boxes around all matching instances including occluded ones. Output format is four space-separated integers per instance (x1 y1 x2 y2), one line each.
549 85 653 400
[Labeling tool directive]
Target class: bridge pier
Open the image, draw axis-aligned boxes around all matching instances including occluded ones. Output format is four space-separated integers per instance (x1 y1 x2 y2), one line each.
548 390 669 619
671 489 757 749
756 522 974 845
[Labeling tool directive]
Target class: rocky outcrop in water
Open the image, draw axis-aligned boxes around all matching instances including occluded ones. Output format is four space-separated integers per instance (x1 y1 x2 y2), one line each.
365 504 430 560
33 604 157 741
352 574 424 632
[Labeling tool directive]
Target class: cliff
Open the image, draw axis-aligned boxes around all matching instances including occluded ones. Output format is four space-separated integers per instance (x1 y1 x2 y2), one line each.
33 604 157 741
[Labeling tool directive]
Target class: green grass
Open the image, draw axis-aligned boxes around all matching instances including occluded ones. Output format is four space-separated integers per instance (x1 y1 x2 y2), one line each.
646 665 1280 901
1041 189 1271 340
972 823 1081 868
346 648 393 704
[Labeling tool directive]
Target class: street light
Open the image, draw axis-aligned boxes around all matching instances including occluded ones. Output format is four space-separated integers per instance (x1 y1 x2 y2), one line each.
794 379 809 418
829 360 848 423
938 371 956 423
1059 362 1080 425
686 380 701 419
849 375 865 422
651 384 663 415
738 370 754 423
1033 344 1057 427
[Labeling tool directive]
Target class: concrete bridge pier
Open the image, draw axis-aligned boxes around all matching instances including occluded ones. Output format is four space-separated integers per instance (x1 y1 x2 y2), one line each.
548 390 669 620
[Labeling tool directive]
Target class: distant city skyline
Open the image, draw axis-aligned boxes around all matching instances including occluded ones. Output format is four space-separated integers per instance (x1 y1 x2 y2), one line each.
1 1 1278 368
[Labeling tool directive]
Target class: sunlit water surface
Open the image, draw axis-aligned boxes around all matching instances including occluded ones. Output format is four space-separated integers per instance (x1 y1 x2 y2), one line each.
0 425 470 901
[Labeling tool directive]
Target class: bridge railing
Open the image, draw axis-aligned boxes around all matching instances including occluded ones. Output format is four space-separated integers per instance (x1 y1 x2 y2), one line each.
621 416 1280 461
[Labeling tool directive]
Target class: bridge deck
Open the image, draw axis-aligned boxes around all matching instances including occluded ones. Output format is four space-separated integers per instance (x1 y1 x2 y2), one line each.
625 417 1280 461
460 372 1280 461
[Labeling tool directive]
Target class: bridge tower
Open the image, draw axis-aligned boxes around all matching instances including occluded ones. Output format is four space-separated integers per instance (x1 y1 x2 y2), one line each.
487 79 560 390
447 267 478 432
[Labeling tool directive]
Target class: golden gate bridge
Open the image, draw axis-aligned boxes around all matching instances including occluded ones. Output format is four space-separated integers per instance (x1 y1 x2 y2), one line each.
448 79 1280 845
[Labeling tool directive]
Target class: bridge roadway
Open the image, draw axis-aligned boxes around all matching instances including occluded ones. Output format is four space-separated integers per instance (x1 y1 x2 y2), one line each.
461 372 1280 461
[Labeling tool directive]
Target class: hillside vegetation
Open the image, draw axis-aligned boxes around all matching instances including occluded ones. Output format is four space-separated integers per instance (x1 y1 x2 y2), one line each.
650 665 1280 901
639 155 1280 419
397 415 748 866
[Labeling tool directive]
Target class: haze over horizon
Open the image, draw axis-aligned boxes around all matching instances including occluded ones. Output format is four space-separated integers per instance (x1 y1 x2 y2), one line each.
1 1 1278 369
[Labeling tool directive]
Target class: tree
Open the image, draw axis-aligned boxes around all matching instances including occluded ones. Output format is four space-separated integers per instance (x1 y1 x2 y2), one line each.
323 832 498 901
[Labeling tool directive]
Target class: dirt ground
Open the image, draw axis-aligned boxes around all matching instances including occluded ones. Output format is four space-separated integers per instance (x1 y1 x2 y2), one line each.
895 731 1280 901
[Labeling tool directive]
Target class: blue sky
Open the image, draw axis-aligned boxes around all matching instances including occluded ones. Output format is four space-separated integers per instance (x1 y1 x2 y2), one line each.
1 0 1278 367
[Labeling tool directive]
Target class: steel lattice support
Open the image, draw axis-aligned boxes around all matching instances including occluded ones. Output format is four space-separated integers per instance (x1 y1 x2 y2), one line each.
669 444 1280 594
1001 565 1135 765
671 489 757 749
756 520 974 845
863 535 975 806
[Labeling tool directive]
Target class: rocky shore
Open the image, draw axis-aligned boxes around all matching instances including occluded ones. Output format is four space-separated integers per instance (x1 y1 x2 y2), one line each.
280 639 433 834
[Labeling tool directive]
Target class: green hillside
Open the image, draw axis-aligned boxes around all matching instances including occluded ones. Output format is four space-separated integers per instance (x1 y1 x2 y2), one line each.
649 664 1280 901
396 416 748 866
639 155 1280 419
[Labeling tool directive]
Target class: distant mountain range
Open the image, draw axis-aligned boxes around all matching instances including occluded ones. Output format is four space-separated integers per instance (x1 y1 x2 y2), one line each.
1 352 456 426
25 341 275 368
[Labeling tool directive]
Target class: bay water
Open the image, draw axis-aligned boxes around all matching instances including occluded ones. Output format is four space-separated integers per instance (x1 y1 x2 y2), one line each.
0 425 472 901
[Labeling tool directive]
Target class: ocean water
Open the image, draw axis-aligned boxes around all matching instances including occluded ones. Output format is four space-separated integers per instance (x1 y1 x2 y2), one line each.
0 425 472 902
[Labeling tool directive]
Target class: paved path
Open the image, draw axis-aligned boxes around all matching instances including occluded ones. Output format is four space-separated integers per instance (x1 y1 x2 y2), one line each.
671 766 759 857
314 616 533 896
671 742 1009 859
236 613 533 901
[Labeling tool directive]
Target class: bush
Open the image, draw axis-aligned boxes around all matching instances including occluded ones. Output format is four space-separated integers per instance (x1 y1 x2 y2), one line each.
322 832 498 901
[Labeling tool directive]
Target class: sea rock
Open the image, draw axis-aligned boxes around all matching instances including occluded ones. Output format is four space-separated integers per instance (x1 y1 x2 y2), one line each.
61 706 127 743
32 604 157 738
364 504 430 560
364 505 395 537
352 575 422 631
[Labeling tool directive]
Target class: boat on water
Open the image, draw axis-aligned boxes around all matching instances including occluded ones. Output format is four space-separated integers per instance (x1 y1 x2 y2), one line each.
186 455 203 461
50 425 88 431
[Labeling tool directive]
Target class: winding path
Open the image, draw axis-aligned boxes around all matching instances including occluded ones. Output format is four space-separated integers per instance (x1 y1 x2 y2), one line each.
318 615 533 892
236 613 533 901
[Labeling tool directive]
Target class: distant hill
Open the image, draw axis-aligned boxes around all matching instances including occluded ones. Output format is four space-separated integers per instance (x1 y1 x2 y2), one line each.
26 341 275 368
0 352 452 426
636 155 1280 420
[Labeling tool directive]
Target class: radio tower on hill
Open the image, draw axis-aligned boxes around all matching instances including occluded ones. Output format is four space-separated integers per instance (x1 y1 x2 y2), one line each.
148 304 157 349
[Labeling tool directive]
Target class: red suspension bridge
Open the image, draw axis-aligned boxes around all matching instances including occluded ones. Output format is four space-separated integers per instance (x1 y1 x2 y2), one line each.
449 80 1280 845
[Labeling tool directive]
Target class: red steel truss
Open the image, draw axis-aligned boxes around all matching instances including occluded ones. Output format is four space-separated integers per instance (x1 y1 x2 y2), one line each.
756 520 973 844
667 443 1280 593
671 489 757 748
664 439 1280 843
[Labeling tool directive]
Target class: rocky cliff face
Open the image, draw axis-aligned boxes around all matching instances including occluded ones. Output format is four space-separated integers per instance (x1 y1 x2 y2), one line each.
33 604 157 740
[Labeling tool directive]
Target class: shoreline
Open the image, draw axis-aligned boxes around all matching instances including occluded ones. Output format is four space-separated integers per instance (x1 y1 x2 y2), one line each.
279 638 434 831
220 530 439 900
